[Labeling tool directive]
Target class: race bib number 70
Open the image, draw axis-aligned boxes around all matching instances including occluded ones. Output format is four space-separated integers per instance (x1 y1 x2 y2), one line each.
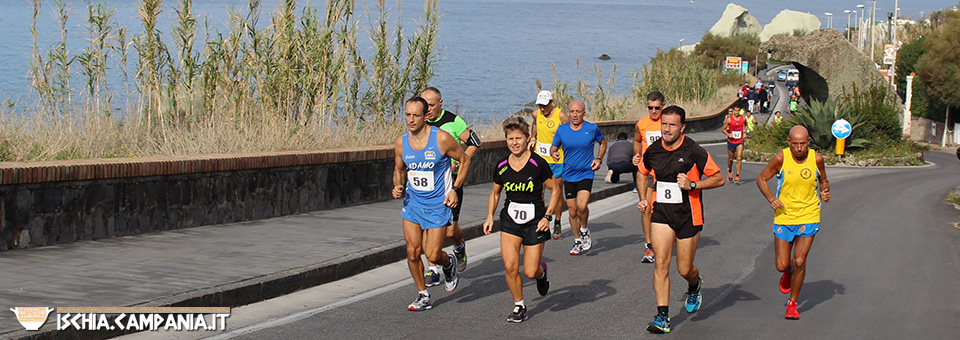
507 202 536 224
656 181 683 204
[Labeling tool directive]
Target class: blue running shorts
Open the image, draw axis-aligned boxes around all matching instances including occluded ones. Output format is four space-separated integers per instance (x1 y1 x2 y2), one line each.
402 204 452 230
774 223 820 242
549 163 564 178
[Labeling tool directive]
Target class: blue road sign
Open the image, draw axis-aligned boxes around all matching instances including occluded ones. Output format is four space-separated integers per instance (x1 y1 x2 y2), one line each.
832 119 852 139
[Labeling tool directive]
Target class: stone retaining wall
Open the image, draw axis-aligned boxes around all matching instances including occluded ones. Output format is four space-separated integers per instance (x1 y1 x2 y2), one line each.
0 107 726 251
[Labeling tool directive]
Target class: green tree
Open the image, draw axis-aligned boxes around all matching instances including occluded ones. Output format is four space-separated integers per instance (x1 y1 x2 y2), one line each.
694 32 766 72
916 9 960 107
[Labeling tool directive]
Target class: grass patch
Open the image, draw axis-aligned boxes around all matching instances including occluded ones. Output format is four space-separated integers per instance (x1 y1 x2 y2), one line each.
948 190 960 206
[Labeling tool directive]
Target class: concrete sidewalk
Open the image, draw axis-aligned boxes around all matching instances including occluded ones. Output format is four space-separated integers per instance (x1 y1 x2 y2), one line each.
0 131 725 340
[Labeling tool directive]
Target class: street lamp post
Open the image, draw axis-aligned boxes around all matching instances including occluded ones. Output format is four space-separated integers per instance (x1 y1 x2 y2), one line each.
845 10 852 40
871 0 877 62
679 38 684 49
825 12 833 29
857 4 866 51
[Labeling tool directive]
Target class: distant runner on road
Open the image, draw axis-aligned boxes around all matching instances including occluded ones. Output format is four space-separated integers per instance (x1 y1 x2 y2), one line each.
392 97 471 311
550 100 606 256
637 105 725 333
722 106 746 185
421 87 481 286
755 125 831 320
482 116 563 323
529 90 570 240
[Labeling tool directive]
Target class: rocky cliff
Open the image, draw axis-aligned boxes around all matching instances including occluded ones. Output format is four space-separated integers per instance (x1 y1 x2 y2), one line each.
760 29 900 108
760 9 822 42
708 3 763 37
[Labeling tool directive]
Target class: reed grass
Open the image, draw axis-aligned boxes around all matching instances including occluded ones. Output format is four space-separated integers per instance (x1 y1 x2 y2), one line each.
4 0 441 162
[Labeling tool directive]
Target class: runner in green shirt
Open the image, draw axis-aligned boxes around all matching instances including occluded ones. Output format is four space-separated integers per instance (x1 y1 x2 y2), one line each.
420 87 483 286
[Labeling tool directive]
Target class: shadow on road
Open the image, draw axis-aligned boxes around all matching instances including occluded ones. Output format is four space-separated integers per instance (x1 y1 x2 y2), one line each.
687 284 760 322
797 280 845 313
533 279 617 314
580 222 643 256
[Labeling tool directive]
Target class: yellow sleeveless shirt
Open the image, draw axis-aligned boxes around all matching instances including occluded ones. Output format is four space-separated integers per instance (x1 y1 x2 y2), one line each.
774 148 821 224
535 107 564 164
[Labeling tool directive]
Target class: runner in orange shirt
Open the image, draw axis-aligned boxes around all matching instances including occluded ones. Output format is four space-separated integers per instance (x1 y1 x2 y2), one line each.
632 91 665 263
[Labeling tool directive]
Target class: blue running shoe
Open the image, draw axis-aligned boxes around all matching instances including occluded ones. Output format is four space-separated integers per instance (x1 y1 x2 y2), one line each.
424 269 440 287
685 276 703 313
646 314 670 333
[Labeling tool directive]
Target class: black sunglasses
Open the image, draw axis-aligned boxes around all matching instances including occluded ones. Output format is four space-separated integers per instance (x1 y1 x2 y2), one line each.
647 106 662 110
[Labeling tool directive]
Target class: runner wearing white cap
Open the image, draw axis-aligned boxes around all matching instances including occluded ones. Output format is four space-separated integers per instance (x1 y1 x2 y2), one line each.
529 90 569 240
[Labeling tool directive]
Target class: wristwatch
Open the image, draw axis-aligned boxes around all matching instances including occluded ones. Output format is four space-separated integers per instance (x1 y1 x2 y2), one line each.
690 181 697 190
543 215 553 222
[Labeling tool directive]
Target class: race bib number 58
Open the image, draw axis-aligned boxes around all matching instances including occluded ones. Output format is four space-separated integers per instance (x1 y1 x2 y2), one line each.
656 181 683 204
408 170 435 191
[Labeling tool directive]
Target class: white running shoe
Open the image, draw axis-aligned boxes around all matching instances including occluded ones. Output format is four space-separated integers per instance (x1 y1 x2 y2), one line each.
581 229 593 251
442 254 459 292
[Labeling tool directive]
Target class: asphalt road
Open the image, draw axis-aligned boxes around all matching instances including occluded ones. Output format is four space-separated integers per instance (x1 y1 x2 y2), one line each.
124 145 960 340
762 65 794 123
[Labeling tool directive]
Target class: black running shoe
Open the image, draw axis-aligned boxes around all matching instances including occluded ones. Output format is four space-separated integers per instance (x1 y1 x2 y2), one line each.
506 305 527 323
536 262 550 296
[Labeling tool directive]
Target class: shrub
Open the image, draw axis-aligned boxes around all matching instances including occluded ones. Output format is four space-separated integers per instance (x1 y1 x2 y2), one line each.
694 32 766 73
633 48 718 104
791 98 868 151
838 83 901 141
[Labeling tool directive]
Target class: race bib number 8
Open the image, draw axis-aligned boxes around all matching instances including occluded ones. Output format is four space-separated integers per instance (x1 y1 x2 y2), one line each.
731 131 742 139
508 202 536 224
536 141 552 158
408 170 435 191
656 181 683 204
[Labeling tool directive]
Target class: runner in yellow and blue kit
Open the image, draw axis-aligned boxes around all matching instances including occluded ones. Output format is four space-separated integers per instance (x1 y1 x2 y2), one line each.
530 90 569 240
756 125 831 320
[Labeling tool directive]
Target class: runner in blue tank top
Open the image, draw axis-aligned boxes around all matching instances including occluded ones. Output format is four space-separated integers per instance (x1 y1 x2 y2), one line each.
392 97 471 311
549 100 607 256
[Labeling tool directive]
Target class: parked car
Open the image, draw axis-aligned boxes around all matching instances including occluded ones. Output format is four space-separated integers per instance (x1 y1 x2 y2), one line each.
777 70 787 81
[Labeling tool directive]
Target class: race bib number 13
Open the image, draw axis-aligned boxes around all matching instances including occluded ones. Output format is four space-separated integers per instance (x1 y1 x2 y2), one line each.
536 141 552 158
408 170 435 191
656 181 683 204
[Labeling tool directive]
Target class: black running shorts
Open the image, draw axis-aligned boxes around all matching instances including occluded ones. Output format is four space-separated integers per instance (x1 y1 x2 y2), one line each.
651 203 703 239
499 209 549 246
563 179 594 199
451 186 463 222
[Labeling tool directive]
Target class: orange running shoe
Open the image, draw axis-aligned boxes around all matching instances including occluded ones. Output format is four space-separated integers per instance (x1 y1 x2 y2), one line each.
727 172 734 182
779 271 792 294
785 300 799 319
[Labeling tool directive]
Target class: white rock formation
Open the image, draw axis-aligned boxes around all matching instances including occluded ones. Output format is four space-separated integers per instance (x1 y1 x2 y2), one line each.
708 3 763 37
760 9 822 42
